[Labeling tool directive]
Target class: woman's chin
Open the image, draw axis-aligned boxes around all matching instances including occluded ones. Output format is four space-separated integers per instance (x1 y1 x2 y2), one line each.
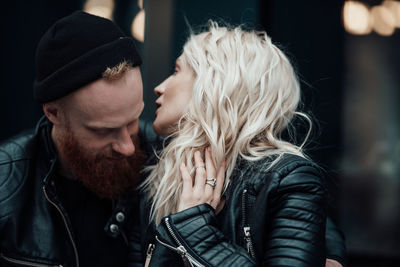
153 121 167 137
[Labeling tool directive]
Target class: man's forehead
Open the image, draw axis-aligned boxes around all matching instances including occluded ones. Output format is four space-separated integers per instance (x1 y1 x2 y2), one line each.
74 70 141 105
65 69 143 126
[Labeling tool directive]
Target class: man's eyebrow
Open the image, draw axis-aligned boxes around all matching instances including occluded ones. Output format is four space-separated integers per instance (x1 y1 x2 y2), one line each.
86 125 115 130
87 103 144 130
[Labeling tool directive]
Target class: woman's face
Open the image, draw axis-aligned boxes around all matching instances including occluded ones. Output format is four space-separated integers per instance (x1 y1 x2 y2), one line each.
153 55 195 137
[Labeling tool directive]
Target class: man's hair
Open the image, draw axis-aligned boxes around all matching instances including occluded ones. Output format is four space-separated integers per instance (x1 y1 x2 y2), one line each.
102 61 133 81
141 21 312 224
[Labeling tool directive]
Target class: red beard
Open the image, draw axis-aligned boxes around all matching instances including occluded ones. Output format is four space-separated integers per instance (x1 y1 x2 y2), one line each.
57 128 145 199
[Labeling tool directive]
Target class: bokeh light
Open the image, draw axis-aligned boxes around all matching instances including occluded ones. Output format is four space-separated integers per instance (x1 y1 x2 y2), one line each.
343 1 372 35
83 0 114 20
131 9 145 42
383 0 400 28
370 5 396 36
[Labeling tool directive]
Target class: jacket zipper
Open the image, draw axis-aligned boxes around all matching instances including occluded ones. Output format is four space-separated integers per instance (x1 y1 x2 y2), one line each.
144 243 155 267
242 189 256 258
155 236 196 267
1 254 62 267
43 186 79 267
158 217 205 267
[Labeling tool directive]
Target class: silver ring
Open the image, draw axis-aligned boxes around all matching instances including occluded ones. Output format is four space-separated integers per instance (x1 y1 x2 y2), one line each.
196 165 205 169
205 178 217 187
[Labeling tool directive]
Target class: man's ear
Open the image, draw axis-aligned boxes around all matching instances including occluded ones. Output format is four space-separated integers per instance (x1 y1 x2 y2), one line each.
43 102 63 125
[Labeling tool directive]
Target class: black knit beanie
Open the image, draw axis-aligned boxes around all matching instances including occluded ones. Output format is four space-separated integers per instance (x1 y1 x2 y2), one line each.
33 11 142 103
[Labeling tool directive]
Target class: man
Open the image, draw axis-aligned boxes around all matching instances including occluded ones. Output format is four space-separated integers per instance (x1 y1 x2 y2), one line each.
0 11 157 266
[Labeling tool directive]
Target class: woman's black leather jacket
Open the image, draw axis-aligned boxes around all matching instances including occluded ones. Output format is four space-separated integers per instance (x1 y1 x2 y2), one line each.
128 154 346 267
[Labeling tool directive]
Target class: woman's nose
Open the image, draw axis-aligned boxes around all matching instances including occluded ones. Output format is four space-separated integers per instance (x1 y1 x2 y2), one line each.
154 77 169 96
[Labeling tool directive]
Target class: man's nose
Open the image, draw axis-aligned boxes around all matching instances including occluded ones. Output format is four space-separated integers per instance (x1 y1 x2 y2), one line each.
112 128 135 157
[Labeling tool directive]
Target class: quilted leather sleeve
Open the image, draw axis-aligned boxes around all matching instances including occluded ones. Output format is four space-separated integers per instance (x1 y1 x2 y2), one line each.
157 204 256 267
0 138 31 220
264 165 327 266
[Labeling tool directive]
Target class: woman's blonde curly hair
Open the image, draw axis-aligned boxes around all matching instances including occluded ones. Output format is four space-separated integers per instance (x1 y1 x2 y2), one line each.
141 21 312 225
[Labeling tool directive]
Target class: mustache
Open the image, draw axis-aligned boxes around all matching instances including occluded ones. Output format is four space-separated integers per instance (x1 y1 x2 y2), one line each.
57 128 145 199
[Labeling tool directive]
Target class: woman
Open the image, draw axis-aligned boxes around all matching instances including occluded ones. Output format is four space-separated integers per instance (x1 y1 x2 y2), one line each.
130 22 345 267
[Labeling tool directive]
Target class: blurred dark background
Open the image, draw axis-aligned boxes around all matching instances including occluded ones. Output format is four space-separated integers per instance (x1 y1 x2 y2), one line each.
1 0 400 266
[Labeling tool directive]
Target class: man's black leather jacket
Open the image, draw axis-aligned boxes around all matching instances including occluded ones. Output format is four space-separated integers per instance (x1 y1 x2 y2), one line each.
129 154 346 267
0 117 158 267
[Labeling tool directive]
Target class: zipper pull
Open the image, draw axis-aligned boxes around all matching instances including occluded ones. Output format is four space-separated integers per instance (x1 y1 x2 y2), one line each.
243 226 256 258
243 226 251 252
243 226 251 237
155 235 204 267
176 245 194 267
144 243 155 267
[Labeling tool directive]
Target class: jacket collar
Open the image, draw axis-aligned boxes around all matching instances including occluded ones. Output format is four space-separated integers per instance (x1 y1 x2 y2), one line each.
35 116 59 186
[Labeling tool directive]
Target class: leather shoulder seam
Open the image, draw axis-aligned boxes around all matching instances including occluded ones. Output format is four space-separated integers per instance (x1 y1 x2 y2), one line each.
0 157 31 166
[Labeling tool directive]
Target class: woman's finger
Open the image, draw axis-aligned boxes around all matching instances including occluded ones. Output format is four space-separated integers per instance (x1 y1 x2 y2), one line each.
180 163 193 196
193 151 206 194
211 160 226 208
204 147 216 199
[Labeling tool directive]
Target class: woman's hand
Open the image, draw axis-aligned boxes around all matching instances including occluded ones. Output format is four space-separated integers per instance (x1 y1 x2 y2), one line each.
178 147 225 213
326 259 342 267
